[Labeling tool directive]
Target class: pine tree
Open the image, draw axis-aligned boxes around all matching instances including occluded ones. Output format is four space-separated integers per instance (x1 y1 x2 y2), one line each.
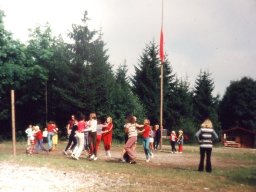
132 41 175 126
193 71 219 131
132 41 161 124
110 62 145 140
68 11 114 116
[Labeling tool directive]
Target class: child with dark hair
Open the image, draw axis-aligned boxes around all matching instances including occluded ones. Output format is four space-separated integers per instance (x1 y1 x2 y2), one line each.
122 115 143 164
153 124 161 150
71 112 87 160
63 117 78 155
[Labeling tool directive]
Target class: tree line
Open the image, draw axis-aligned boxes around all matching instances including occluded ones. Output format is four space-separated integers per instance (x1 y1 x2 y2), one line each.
1 10 255 141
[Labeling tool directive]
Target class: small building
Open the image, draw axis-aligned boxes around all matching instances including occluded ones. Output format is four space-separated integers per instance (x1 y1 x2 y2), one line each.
222 127 256 148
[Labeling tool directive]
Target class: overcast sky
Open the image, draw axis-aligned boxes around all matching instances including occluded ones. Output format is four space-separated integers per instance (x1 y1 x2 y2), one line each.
1 0 255 97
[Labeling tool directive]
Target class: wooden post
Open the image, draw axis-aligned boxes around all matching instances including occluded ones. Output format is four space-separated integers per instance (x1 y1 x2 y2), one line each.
45 81 48 126
11 90 16 156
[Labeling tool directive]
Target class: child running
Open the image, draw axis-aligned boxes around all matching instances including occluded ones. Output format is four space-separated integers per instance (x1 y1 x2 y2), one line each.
71 112 87 160
122 115 143 164
138 119 153 162
102 116 113 158
63 117 78 155
34 125 48 153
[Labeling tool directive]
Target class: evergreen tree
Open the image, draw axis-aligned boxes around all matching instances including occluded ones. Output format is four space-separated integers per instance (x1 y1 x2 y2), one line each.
193 71 220 131
132 41 160 124
162 58 176 130
110 63 145 140
219 77 256 132
132 41 176 128
68 11 115 116
171 78 193 123
169 78 196 141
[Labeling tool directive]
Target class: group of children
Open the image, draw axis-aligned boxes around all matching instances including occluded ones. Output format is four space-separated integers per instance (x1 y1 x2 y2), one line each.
120 114 185 164
170 130 184 153
25 123 59 155
62 112 113 161
24 114 184 164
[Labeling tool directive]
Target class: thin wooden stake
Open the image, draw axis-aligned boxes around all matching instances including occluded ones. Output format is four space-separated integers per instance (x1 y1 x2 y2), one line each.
11 90 16 156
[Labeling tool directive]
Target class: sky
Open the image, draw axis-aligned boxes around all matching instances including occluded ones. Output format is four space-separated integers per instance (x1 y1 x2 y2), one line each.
0 0 255 97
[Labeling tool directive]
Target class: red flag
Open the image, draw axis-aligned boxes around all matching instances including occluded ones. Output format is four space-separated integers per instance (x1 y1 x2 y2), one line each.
160 28 164 63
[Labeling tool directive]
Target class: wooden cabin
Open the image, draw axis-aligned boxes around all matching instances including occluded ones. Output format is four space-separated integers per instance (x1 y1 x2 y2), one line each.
222 127 256 148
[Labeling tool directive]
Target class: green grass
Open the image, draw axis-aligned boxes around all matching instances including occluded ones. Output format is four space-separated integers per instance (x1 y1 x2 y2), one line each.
0 141 255 192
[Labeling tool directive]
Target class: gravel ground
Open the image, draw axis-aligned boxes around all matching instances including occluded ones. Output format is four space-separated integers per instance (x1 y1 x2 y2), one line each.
0 163 127 192
0 144 193 192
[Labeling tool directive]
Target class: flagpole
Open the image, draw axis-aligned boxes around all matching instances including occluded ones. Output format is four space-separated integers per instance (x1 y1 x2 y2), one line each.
160 59 163 150
160 0 164 150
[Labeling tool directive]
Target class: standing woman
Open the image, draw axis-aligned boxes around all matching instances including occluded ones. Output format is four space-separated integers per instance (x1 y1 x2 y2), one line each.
195 118 218 173
102 116 114 158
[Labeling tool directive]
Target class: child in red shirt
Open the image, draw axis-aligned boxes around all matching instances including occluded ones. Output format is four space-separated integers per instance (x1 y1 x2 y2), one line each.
34 125 48 153
138 119 153 162
102 116 114 158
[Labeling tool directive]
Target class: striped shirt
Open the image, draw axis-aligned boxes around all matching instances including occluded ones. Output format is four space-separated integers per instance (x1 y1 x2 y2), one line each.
125 123 137 138
195 128 218 148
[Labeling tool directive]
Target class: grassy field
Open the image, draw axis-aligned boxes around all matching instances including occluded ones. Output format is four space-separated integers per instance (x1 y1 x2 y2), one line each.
0 141 255 192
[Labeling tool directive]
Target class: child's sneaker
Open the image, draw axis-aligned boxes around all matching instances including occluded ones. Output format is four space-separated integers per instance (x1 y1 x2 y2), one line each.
120 158 126 163
90 154 95 160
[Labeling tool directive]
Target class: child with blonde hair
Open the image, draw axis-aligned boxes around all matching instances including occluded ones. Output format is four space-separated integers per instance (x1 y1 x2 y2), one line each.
34 125 48 153
177 130 184 153
149 126 154 156
170 131 177 153
138 118 153 162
